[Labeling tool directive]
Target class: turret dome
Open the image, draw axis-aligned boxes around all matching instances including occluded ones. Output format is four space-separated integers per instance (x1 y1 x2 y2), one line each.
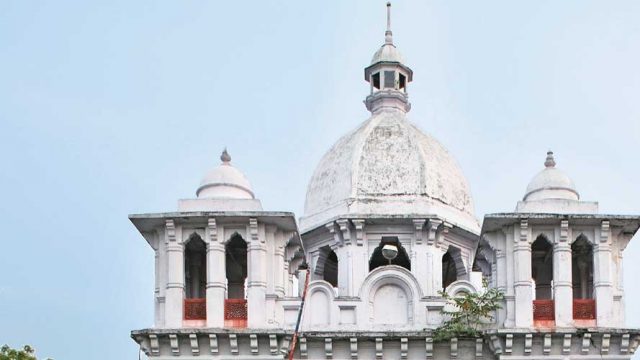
196 149 255 200
523 151 579 202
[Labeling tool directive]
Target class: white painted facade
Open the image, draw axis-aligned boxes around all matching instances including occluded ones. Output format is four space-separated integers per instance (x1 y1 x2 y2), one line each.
130 4 640 359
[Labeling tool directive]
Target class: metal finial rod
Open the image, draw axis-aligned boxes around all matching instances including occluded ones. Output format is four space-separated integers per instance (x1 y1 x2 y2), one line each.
384 2 393 44
386 2 391 32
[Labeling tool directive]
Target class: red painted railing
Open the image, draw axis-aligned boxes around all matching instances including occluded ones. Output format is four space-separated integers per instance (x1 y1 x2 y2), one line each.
573 299 596 320
184 298 206 320
533 300 555 321
224 299 248 320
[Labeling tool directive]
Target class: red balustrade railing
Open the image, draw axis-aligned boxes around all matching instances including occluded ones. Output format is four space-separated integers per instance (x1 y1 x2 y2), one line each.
184 298 206 320
573 299 596 320
224 299 248 320
533 299 555 321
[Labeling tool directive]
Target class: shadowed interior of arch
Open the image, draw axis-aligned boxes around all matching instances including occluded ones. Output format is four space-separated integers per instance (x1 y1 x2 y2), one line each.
226 234 247 299
185 234 207 299
572 235 594 299
369 236 411 271
532 235 554 300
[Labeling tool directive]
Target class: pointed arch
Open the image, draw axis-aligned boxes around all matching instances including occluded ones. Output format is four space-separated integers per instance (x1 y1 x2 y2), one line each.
572 235 594 299
531 235 553 300
225 233 247 299
184 233 207 299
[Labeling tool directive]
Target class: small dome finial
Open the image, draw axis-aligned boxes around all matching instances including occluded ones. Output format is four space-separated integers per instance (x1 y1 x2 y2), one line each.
220 148 231 163
385 2 393 45
544 150 556 168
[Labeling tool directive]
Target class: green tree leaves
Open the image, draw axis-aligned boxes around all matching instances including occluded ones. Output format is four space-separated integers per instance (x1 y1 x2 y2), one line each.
433 283 504 342
0 345 51 360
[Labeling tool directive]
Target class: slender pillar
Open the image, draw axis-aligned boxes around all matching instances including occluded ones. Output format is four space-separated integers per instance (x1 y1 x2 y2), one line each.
274 239 286 297
553 221 573 326
206 218 225 327
247 219 267 327
514 220 533 327
335 244 351 296
594 221 613 327
426 246 445 295
164 220 184 328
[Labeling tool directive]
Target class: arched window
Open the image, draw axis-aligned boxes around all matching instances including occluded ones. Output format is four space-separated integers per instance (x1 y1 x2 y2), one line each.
442 252 457 290
531 236 553 300
226 234 247 299
184 234 206 299
442 246 467 290
184 234 207 321
369 237 411 272
323 250 338 288
572 236 594 299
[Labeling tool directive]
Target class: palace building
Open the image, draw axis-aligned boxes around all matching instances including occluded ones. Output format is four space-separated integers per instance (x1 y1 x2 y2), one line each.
130 4 640 359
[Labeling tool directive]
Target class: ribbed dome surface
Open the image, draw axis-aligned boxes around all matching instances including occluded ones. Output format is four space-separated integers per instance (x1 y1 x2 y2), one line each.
301 108 477 232
371 43 404 64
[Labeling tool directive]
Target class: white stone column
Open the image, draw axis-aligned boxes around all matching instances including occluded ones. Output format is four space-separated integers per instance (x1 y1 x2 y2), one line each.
553 220 573 327
274 235 286 297
335 244 351 296
206 218 225 327
514 220 533 327
350 219 368 297
164 220 184 328
594 221 614 327
425 246 445 295
412 219 430 295
247 219 267 327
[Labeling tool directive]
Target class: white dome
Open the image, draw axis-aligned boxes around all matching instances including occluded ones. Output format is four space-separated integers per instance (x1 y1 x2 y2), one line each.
196 150 255 200
301 108 478 232
523 151 579 201
371 43 404 64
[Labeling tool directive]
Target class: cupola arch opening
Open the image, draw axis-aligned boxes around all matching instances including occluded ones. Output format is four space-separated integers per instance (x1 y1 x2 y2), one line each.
225 233 248 327
572 234 596 321
183 233 207 320
369 237 410 272
531 235 554 322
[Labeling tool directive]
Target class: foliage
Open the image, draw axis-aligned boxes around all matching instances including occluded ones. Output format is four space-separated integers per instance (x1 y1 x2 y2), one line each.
0 345 51 360
433 282 504 342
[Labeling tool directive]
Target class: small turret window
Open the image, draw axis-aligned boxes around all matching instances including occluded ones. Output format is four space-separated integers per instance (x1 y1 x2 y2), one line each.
372 72 381 90
384 71 395 89
399 73 406 91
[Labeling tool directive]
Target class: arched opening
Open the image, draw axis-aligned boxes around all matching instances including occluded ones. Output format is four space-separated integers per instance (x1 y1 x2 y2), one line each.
531 235 554 322
531 236 553 299
572 235 595 320
369 237 411 272
225 234 248 327
185 235 207 298
442 246 466 290
225 234 248 299
184 234 206 320
323 250 338 288
442 252 457 290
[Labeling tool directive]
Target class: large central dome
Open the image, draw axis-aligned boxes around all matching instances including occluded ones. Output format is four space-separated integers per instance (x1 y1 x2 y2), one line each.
299 5 477 233
300 108 477 233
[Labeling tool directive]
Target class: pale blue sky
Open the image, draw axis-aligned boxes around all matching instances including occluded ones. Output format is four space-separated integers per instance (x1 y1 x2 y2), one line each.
1 1 639 359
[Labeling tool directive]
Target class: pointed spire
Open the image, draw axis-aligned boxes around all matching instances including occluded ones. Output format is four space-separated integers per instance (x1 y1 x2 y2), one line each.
385 2 394 45
544 150 556 168
220 148 231 164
